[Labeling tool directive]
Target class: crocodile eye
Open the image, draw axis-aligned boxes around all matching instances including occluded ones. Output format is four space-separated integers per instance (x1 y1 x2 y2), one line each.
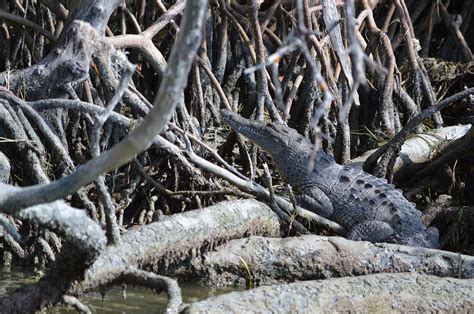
266 123 278 131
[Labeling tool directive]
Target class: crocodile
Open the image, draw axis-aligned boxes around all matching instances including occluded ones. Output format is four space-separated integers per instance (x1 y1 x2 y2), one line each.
221 109 438 248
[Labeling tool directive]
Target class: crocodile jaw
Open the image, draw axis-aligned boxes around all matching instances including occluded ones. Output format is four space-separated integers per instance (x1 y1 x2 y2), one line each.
220 109 288 154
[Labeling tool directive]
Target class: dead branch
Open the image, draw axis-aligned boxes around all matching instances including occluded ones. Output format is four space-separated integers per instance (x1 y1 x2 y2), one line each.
350 125 471 182
72 199 280 295
0 0 208 214
364 88 474 180
183 273 473 313
170 235 473 287
116 268 182 313
0 201 106 313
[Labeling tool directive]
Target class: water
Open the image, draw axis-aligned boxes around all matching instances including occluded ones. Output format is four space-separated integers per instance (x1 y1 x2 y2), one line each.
0 266 38 296
0 266 243 313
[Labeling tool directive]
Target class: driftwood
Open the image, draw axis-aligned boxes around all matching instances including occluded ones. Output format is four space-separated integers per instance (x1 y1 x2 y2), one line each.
0 0 211 311
183 273 474 313
0 152 10 184
72 199 280 295
349 125 471 182
364 88 474 180
0 0 473 312
0 202 106 313
169 235 473 287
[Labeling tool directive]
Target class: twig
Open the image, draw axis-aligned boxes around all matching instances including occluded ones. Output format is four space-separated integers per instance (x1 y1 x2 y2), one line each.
118 268 182 314
0 1 209 213
364 88 474 179
90 47 135 245
183 133 346 235
439 3 473 62
62 295 91 314
0 213 22 243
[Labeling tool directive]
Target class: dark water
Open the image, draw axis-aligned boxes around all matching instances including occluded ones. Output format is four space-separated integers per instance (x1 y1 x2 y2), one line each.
0 266 38 296
0 266 243 313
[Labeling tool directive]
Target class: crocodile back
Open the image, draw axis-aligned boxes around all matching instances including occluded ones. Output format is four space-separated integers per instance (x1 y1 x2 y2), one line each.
308 163 437 247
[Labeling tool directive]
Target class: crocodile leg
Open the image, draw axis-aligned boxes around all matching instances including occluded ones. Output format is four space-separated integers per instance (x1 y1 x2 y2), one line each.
426 227 439 248
295 188 333 218
347 221 395 242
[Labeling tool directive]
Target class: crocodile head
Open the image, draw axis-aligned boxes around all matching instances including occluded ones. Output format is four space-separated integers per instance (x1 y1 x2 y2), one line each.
221 109 323 187
220 109 305 155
